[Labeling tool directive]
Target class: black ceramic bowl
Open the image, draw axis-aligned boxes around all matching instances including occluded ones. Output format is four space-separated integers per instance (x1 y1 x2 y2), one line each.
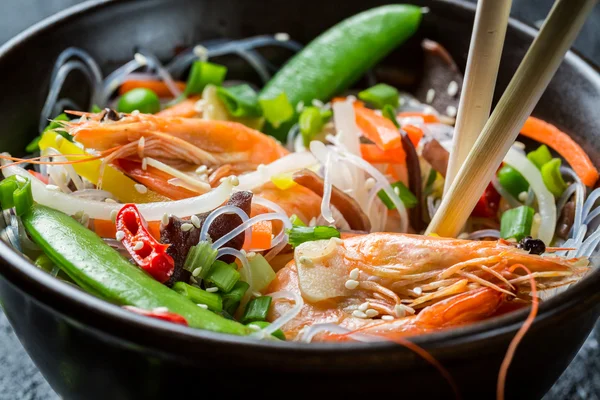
1 1 599 399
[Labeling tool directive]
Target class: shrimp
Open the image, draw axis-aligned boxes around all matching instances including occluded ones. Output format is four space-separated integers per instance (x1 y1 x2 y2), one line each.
265 232 588 341
63 111 288 175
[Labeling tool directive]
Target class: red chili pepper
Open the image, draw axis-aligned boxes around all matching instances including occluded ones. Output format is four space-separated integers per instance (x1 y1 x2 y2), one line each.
123 306 188 326
472 182 501 218
115 203 174 283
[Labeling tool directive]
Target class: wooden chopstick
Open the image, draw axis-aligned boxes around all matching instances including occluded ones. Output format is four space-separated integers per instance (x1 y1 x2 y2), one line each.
443 0 512 194
426 0 597 238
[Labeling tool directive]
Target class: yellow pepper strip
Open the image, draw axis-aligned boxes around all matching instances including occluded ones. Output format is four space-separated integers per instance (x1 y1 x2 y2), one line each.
270 172 297 191
38 131 168 203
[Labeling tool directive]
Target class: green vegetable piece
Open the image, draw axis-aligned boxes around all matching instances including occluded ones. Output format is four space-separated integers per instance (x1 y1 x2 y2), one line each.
248 254 276 292
287 225 341 248
259 92 294 128
222 281 250 316
500 205 535 241
0 175 33 215
0 176 19 210
117 88 161 114
184 241 218 278
26 113 71 152
299 106 326 146
527 145 552 169
382 104 400 128
22 204 249 335
216 84 262 118
206 260 240 293
90 104 103 113
241 296 272 324
541 158 568 197
185 61 227 96
497 165 530 198
259 5 422 140
34 253 55 273
378 181 418 210
246 320 285 340
289 214 306 227
172 282 223 313
358 83 399 109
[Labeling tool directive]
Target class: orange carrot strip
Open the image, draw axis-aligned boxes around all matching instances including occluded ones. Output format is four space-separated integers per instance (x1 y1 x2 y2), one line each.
360 143 406 164
331 97 365 107
354 104 402 151
520 117 599 187
119 80 187 98
402 124 424 147
397 112 440 123
94 219 161 241
243 220 273 250
156 96 201 118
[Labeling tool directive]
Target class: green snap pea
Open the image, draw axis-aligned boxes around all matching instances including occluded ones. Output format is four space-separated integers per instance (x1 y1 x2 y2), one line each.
117 88 161 114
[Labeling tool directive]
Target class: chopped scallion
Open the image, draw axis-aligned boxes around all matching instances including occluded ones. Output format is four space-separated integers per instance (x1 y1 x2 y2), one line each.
541 158 568 197
183 241 218 279
527 145 552 169
0 175 33 215
222 281 249 315
14 177 33 216
172 282 223 312
500 205 534 241
184 61 227 96
289 214 306 227
246 320 285 340
378 181 417 210
258 91 294 128
497 165 530 198
299 106 332 146
241 296 272 324
286 225 340 248
358 83 399 109
206 260 240 293
382 104 400 128
248 254 276 292
216 84 262 118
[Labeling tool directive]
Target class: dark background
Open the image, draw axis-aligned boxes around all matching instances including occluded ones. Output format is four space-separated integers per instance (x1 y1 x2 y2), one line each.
0 1 599 399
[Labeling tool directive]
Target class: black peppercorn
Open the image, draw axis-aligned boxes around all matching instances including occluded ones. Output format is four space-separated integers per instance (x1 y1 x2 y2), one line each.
517 236 546 255
101 108 122 122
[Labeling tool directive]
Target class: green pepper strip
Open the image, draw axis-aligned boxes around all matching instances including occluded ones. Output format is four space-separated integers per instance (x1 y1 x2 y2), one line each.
527 145 552 170
500 205 534 241
184 61 227 96
216 84 262 118
22 204 250 335
0 175 33 216
541 158 568 197
259 92 295 129
358 83 399 109
497 165 530 199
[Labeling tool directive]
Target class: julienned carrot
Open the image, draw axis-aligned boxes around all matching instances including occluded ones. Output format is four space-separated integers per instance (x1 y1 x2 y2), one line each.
156 96 201 118
360 143 406 164
520 117 599 187
119 80 187 98
93 219 161 241
354 104 402 151
243 220 273 250
402 124 424 147
397 112 440 123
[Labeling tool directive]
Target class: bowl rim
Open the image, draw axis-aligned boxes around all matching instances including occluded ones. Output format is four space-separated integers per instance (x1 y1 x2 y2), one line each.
1 0 599 354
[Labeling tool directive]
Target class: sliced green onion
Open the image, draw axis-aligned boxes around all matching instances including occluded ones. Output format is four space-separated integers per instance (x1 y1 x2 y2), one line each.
0 175 33 215
287 225 341 248
248 254 276 292
378 181 417 210
541 158 568 197
216 84 262 118
206 260 240 293
527 145 552 169
14 178 33 216
358 83 399 109
0 176 19 210
184 61 227 96
241 296 272 324
497 165 530 198
289 214 306 227
222 281 249 316
500 205 534 241
258 91 294 128
382 104 400 128
172 282 223 312
26 113 71 152
299 106 328 147
246 320 285 340
183 241 218 278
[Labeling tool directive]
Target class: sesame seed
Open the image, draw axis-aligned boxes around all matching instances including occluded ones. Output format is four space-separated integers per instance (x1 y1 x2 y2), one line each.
197 304 208 309
252 291 262 298
80 213 89 225
458 232 470 239
426 88 436 104
394 186 400 196
312 99 324 108
55 135 64 146
274 32 290 42
105 198 117 203
365 309 378 318
181 223 194 232
190 276 198 284
446 105 457 118
46 184 59 191
110 210 118 223
116 230 125 241
296 101 305 113
298 256 313 266
518 191 528 202
161 213 169 226
381 315 394 321
191 214 201 229
229 175 239 186
193 45 208 60
330 237 343 245
141 158 148 170
513 141 526 150
206 287 219 293
192 267 203 277
134 184 147 194
134 53 147 65
349 268 360 280
246 251 256 258
352 310 367 318
195 165 207 174
447 81 459 97
248 324 261 331
413 287 423 295
153 307 169 313
358 302 369 312
133 241 144 251
16 175 26 183
345 279 359 290
365 177 376 190
395 304 407 318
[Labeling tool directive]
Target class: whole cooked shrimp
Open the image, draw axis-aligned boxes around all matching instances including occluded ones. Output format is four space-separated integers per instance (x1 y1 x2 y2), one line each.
265 233 588 341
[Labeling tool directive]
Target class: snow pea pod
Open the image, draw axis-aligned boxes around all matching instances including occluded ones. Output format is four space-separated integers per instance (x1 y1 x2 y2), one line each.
22 204 250 336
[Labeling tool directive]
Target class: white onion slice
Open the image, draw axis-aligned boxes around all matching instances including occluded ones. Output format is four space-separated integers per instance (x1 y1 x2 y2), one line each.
2 163 235 221
503 149 556 245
